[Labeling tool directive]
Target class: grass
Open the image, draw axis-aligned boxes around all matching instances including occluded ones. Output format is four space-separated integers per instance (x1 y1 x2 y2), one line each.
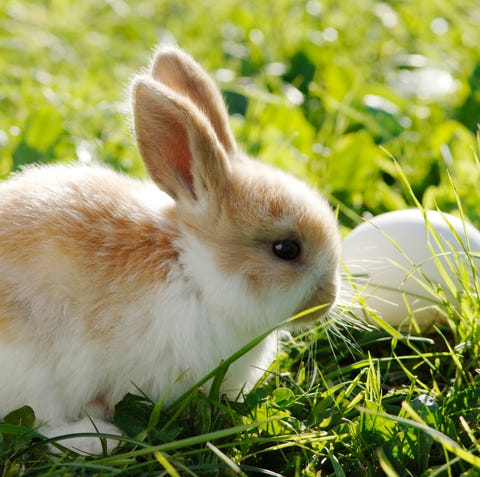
1 0 480 475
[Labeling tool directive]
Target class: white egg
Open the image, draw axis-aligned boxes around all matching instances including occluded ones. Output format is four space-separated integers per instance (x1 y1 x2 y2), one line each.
342 209 480 330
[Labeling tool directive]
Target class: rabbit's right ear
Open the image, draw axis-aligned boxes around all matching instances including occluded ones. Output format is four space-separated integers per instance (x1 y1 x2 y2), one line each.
132 77 231 204
150 46 237 156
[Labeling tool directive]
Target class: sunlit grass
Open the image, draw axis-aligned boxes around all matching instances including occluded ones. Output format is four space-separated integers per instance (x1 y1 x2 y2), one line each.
1 0 480 475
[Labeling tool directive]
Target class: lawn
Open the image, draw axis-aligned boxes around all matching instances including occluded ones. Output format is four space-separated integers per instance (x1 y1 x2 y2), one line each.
1 0 480 475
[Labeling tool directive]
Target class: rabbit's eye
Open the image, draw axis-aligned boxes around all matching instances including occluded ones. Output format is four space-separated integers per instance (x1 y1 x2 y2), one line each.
272 239 301 261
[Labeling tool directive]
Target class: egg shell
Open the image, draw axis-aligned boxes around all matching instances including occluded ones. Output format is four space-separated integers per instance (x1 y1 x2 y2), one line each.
342 209 480 330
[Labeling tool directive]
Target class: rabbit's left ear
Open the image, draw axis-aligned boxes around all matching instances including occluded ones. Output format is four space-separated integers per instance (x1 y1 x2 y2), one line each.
150 46 237 156
132 77 231 204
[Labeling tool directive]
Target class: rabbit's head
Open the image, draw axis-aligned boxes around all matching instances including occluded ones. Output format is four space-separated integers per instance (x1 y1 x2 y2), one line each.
132 46 340 332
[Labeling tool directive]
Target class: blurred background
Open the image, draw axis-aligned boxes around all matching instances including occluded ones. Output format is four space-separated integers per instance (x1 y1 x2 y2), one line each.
1 0 479 230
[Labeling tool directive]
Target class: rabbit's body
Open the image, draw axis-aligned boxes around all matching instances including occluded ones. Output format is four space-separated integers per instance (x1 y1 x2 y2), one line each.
0 164 276 417
0 46 341 453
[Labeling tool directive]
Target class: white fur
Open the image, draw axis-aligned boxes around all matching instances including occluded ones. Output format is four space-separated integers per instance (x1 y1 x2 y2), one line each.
0 215 280 452
0 47 341 455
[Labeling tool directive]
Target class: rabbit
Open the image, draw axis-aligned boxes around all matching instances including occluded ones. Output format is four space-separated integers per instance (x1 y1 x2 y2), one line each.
0 45 341 454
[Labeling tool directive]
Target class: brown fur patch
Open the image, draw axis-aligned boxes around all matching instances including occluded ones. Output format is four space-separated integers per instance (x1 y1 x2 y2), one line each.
227 172 322 261
56 194 179 334
0 288 34 342
186 158 339 313
0 167 180 338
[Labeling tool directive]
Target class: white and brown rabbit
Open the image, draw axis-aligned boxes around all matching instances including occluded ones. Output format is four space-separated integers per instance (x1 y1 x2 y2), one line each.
0 46 340 453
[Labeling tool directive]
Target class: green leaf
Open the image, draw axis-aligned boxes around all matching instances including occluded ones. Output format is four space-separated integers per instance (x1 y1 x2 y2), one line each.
283 50 316 94
113 393 152 437
3 406 35 429
1 406 37 449
244 387 269 410
24 106 64 152
272 387 296 407
323 64 357 102
12 139 45 170
327 131 380 192
360 400 397 447
11 107 66 171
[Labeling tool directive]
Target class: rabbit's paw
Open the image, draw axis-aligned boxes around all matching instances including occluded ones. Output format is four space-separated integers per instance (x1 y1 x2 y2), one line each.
43 417 121 455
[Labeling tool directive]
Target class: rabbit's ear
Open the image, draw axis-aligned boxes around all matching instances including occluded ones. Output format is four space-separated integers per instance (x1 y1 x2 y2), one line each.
133 77 231 203
150 46 237 156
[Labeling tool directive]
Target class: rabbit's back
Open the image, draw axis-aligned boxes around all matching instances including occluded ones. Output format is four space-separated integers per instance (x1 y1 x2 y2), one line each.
0 164 181 342
0 164 186 419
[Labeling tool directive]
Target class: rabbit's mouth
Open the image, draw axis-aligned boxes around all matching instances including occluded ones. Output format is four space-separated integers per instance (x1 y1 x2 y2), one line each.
291 278 339 328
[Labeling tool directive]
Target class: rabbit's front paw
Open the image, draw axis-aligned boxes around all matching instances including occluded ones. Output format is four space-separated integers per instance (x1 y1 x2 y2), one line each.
43 418 121 455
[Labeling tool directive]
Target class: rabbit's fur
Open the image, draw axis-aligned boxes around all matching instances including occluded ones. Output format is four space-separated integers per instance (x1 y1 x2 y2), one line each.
0 46 341 453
